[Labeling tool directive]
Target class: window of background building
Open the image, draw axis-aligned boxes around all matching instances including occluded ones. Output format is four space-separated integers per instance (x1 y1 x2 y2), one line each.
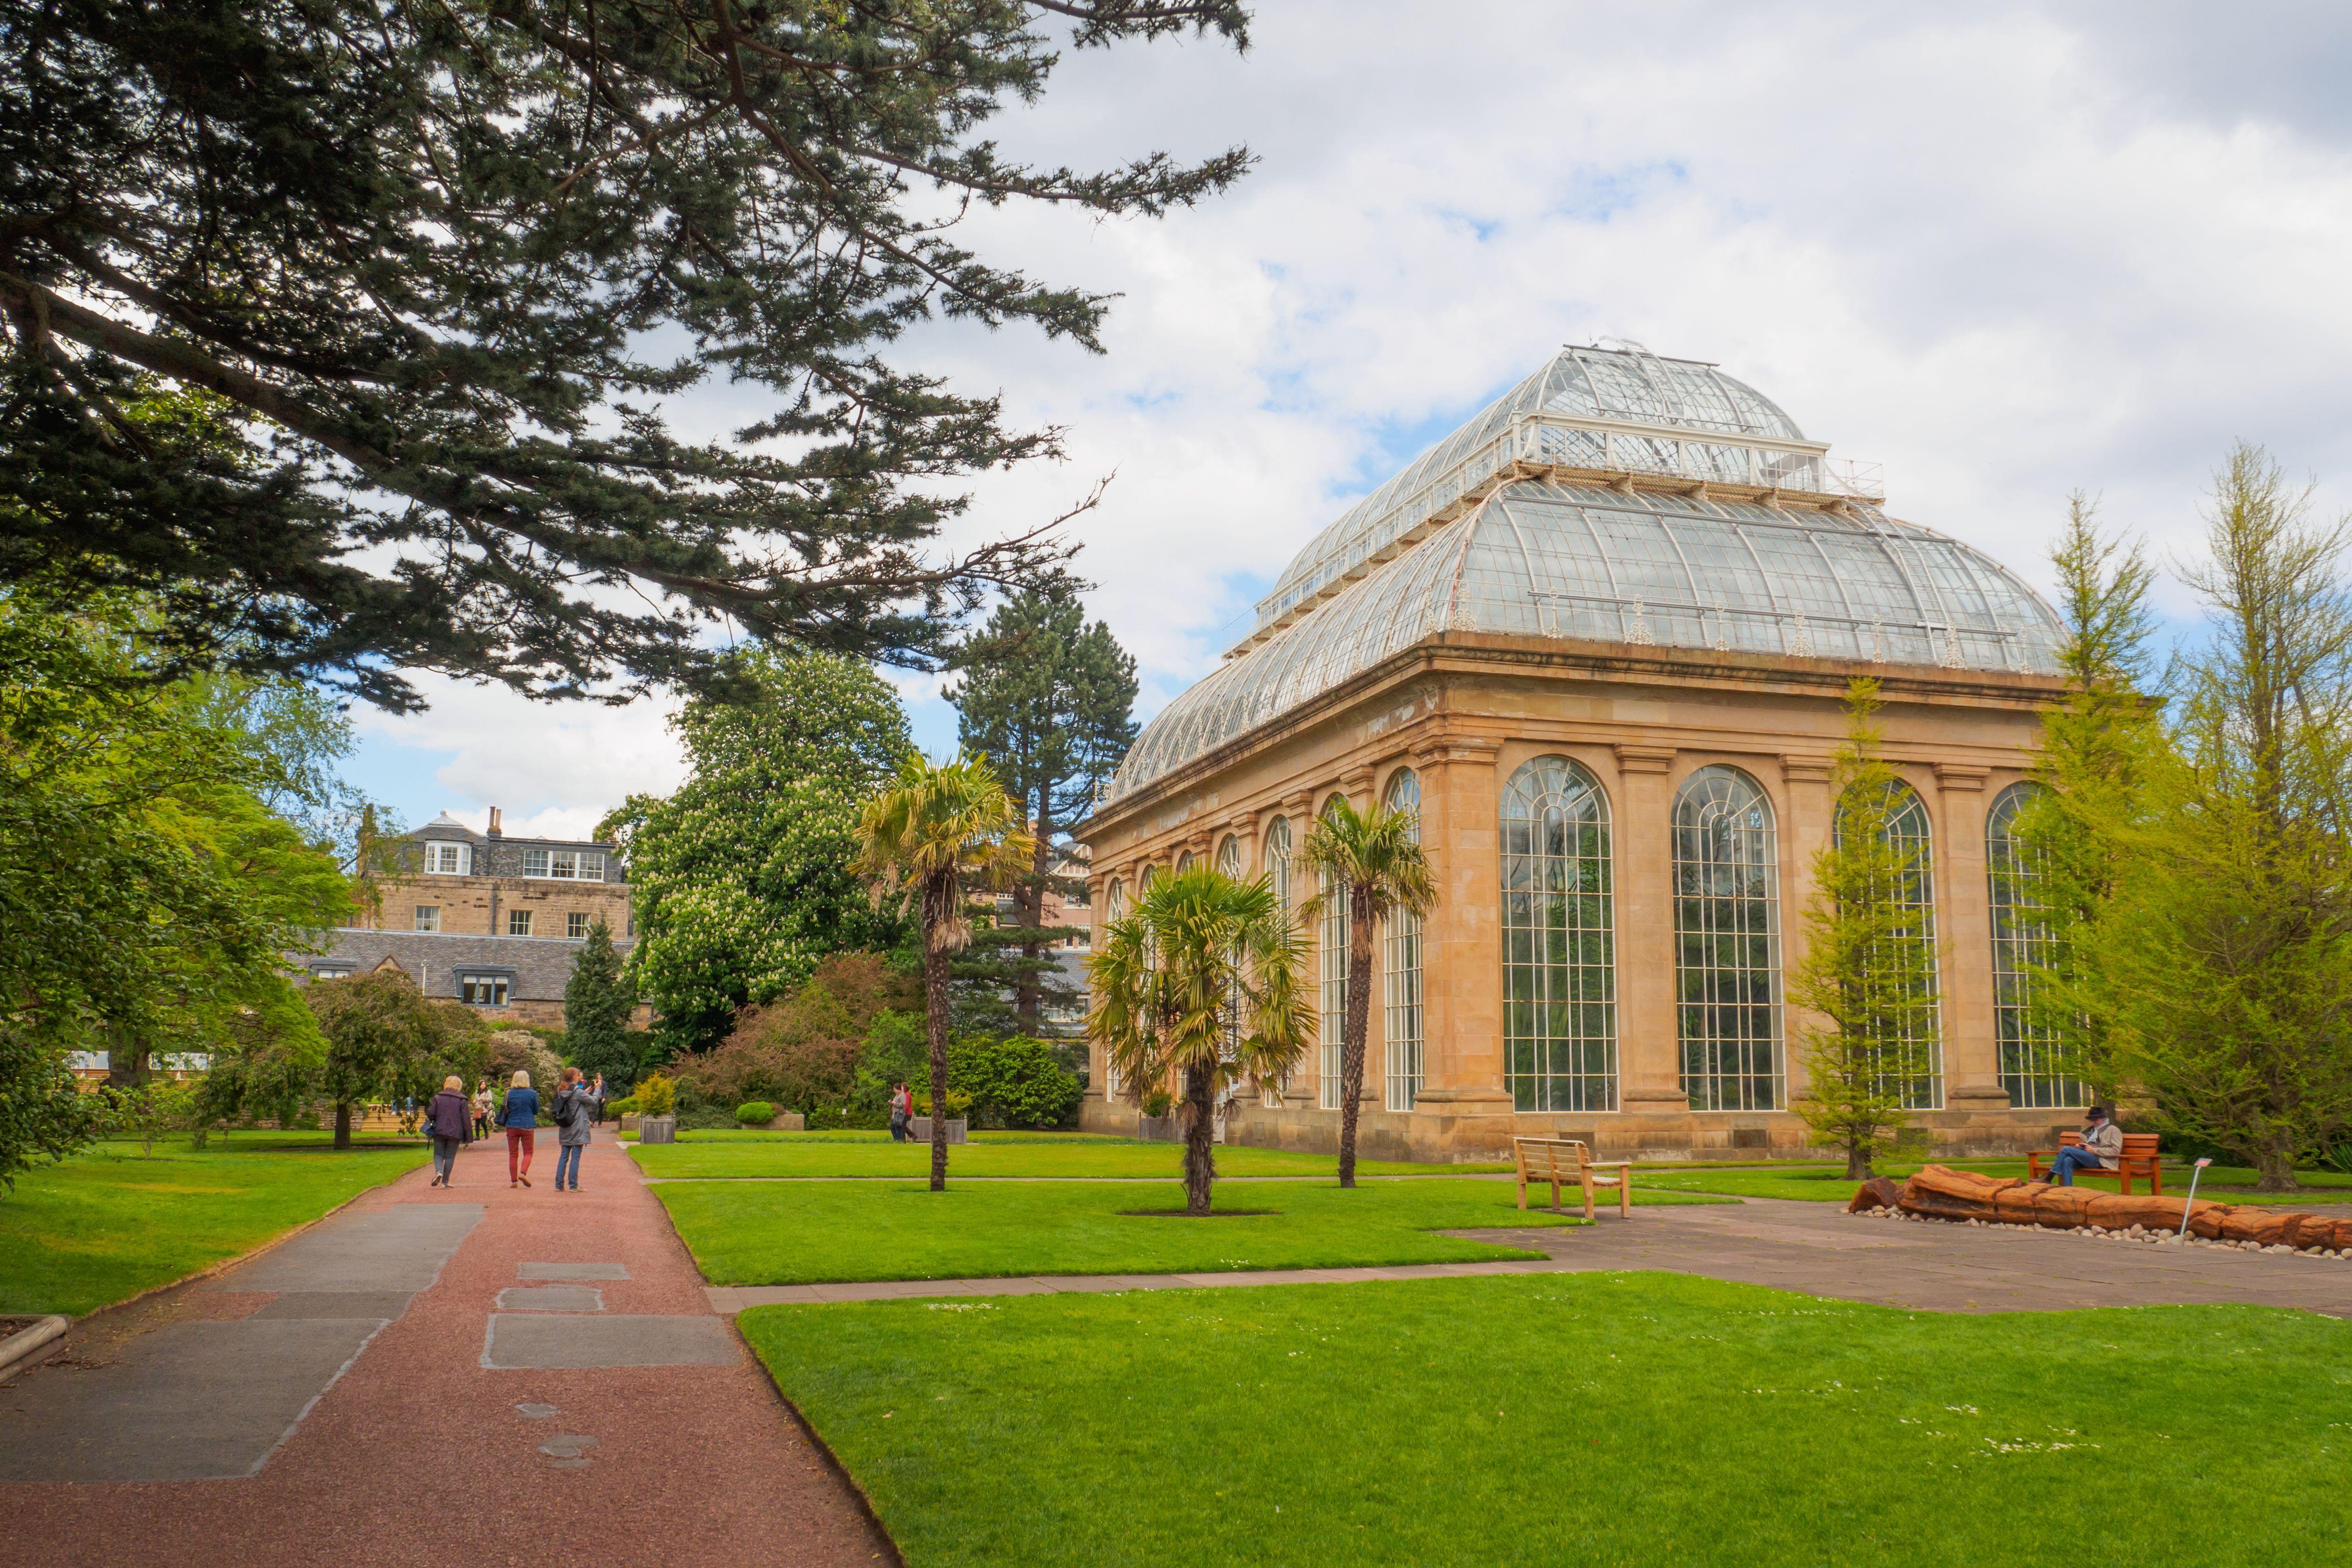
1987 781 2076 1109
508 909 534 936
425 842 470 875
567 912 591 939
525 848 604 880
312 967 353 981
1835 777 1944 1110
1318 795 1350 1111
459 973 509 1006
1673 766 1781 1111
1501 755 1616 1112
413 905 440 932
1382 770 1424 1112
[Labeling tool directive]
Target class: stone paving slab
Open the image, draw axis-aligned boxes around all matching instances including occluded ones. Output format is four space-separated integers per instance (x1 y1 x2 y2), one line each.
0 1319 386 1482
480 1312 739 1369
206 1205 482 1295
493 1286 604 1313
517 1262 629 1281
248 1292 415 1320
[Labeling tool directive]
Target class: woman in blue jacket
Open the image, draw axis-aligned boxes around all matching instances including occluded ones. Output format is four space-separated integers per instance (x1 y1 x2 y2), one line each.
497 1069 541 1188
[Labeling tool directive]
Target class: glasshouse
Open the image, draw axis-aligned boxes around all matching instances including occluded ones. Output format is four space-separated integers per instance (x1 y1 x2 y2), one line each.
1076 343 2074 1163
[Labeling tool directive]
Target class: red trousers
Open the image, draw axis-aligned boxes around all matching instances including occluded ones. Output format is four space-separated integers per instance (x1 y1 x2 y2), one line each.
506 1128 535 1179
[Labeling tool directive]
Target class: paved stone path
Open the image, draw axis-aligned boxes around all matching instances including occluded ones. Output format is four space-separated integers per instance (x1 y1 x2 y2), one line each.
0 1132 890 1568
707 1195 2352 1315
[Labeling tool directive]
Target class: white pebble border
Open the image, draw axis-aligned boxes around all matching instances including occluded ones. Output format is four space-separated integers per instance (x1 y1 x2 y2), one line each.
1850 1206 2352 1259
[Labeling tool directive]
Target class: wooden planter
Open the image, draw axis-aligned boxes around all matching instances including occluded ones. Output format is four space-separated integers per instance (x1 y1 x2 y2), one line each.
909 1117 967 1144
637 1115 677 1145
1137 1114 1181 1142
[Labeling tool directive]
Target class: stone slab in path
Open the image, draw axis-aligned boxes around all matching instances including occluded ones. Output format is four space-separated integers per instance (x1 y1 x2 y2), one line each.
481 1312 739 1368
493 1285 604 1312
205 1204 482 1295
518 1261 629 1281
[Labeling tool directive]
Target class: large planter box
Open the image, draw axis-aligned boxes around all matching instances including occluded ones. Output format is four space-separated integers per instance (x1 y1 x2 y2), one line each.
637 1115 677 1145
619 1113 640 1133
1137 1115 1180 1143
758 1112 806 1132
908 1117 968 1144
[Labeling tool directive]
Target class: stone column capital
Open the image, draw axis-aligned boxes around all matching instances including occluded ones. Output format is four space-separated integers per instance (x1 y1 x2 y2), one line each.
1779 753 1835 786
1613 742 1677 775
1933 763 1991 792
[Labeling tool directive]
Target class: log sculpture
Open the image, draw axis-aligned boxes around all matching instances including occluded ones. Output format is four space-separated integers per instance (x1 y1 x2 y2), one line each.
1850 1164 2352 1250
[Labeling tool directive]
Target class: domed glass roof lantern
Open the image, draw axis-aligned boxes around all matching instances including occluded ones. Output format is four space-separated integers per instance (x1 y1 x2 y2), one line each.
1104 344 2064 807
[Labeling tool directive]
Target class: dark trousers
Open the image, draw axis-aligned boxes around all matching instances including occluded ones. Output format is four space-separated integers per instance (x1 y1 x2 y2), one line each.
554 1142 583 1189
431 1136 461 1183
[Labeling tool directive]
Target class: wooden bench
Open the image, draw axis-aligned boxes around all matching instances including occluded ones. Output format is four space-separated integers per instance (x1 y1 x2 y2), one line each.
1513 1137 1632 1219
2027 1132 2163 1195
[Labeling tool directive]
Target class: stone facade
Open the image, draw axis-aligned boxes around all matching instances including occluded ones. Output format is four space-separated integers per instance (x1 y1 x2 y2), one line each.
1077 633 2070 1163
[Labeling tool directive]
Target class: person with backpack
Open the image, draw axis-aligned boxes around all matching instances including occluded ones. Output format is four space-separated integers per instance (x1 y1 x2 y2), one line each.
550 1067 593 1192
496 1068 540 1188
425 1074 472 1187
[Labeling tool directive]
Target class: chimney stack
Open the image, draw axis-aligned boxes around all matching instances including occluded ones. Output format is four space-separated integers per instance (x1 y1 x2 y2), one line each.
487 806 503 838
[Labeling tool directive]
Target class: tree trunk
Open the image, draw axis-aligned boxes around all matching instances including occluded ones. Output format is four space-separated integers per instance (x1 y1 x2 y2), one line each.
1844 1140 1872 1181
106 1024 146 1093
334 1099 353 1151
2256 1146 2299 1193
924 878 953 1193
1182 1061 1216 1215
1337 891 1376 1189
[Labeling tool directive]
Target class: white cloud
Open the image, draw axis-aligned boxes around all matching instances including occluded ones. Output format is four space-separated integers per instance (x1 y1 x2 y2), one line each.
347 1 2352 818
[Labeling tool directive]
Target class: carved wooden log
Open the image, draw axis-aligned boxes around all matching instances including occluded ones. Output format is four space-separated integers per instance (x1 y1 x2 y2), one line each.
1880 1165 2351 1248
1847 1177 1905 1214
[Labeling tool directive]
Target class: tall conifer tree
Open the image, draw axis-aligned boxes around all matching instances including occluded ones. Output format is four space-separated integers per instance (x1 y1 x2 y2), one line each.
564 919 641 1090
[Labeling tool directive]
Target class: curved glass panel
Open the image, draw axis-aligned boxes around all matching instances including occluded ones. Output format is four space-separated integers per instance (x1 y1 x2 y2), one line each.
1318 795 1351 1111
1833 778 1943 1110
1673 767 1780 1110
1382 769 1424 1112
1264 817 1292 911
1501 757 1616 1112
1175 851 1194 873
1988 782 2077 1109
1215 836 1241 877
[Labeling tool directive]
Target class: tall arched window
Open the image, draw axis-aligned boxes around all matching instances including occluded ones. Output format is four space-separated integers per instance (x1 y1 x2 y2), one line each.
1988 782 2076 1109
1215 835 1244 1060
1382 769 1424 1111
1835 778 1944 1110
1100 879 1126 1099
1501 757 1616 1111
1175 850 1194 873
1215 836 1242 878
1318 794 1350 1111
1260 818 1292 1107
1673 766 1781 1110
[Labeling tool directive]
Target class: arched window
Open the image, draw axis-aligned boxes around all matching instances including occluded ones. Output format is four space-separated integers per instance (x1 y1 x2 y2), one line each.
1501 757 1616 1111
1100 879 1127 1099
1264 817 1292 911
1382 769 1424 1112
1318 794 1351 1111
1215 835 1242 878
1673 766 1781 1110
1988 782 2077 1109
1175 850 1194 873
1834 778 1944 1110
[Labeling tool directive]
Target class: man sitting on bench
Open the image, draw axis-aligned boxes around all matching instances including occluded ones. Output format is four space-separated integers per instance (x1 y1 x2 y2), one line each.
2048 1104 2124 1186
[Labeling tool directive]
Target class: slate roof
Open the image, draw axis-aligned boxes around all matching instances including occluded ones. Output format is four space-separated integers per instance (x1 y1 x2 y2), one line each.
406 813 630 884
305 929 632 1003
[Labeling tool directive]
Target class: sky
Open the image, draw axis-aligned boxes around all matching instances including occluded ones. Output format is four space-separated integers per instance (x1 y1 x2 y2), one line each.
346 1 2352 842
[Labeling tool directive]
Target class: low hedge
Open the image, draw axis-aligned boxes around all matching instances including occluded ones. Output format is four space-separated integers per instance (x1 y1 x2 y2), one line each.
737 1100 776 1126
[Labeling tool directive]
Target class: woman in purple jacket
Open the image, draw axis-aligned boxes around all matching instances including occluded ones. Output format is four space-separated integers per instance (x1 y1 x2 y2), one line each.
425 1074 472 1187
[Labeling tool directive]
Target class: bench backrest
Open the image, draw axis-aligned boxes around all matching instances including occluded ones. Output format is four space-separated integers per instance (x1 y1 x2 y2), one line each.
2060 1130 2160 1163
1514 1137 1591 1178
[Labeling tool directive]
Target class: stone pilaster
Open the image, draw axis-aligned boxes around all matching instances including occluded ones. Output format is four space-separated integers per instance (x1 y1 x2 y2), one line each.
1407 737 1512 1157
1776 753 1836 1103
1610 744 1685 1137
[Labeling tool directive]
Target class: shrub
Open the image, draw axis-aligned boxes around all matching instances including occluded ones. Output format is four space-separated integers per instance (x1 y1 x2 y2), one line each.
483 1031 566 1109
1141 1088 1174 1119
636 1072 677 1118
680 976 862 1113
948 1034 1085 1130
737 1100 776 1126
912 1089 974 1120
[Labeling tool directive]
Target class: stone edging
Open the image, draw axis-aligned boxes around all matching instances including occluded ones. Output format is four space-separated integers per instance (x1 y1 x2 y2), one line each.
0 1316 70 1382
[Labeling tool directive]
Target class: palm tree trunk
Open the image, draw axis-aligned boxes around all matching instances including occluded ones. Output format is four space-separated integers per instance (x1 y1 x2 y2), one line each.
924 876 954 1193
1182 1061 1216 1215
1338 892 1376 1189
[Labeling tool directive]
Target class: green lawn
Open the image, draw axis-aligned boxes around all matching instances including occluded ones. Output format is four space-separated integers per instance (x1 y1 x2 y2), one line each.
741 1273 2352 1567
653 1176 1717 1285
1 1139 430 1315
630 1134 1509 1181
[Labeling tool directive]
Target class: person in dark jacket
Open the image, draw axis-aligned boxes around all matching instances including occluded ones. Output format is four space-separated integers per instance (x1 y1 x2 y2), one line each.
550 1067 593 1191
425 1075 472 1187
497 1069 541 1188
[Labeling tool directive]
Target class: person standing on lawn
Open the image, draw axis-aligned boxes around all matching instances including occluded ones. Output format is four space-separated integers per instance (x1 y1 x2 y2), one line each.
2048 1104 2124 1185
425 1075 471 1187
550 1067 592 1191
889 1082 913 1142
497 1069 541 1188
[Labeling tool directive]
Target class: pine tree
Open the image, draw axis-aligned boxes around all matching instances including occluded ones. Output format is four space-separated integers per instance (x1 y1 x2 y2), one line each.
564 919 640 1091
1787 680 1940 1179
945 592 1138 1034
0 2 1249 710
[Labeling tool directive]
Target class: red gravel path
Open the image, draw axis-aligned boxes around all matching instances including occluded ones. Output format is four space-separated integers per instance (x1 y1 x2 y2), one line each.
0 1132 894 1568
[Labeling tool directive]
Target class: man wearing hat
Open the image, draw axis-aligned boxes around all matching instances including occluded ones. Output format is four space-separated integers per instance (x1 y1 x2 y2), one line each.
2047 1105 2124 1186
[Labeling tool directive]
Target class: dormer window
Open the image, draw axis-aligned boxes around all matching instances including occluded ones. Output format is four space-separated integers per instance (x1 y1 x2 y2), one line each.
524 848 603 880
425 842 471 875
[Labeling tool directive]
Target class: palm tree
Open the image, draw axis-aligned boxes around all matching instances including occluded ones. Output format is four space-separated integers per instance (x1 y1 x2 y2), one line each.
854 753 1035 1191
1089 865 1312 1215
1299 797 1435 1187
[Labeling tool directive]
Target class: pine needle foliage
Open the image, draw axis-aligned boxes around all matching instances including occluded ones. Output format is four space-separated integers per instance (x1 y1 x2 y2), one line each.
1787 679 1938 1179
1087 865 1312 1215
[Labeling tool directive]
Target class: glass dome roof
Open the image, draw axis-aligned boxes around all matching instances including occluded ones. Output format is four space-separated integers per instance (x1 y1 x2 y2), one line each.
1108 478 2064 806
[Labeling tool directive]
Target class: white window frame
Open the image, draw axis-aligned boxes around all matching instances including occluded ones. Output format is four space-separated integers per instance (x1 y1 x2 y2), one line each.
458 972 510 1006
507 909 534 937
413 905 440 933
567 911 592 940
424 841 471 876
525 848 605 881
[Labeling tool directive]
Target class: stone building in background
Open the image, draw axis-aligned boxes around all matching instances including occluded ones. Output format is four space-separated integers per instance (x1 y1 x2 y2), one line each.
1077 344 2074 1164
309 808 647 1030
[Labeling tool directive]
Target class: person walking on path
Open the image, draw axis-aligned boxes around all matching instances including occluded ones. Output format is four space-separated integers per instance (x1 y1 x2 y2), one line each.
470 1081 493 1140
497 1069 541 1188
2049 1104 2125 1186
425 1075 472 1187
550 1067 593 1191
889 1082 912 1142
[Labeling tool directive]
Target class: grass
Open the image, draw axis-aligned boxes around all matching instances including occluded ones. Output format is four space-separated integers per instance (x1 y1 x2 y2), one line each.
630 1134 1510 1181
0 1138 429 1316
654 1176 1716 1285
1636 1160 2352 1204
741 1273 2352 1567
